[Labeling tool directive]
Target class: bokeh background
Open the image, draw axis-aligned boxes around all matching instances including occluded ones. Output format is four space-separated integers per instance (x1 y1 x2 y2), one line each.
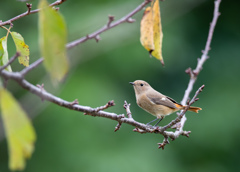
0 0 240 171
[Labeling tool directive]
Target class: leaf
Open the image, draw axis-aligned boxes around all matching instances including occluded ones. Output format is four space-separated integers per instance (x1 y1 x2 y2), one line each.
0 87 36 170
140 7 154 52
10 32 30 67
140 0 164 65
38 0 69 83
151 0 164 65
0 36 12 71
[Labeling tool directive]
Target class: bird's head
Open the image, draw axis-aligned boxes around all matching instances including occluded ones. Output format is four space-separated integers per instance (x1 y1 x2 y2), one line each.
129 80 151 95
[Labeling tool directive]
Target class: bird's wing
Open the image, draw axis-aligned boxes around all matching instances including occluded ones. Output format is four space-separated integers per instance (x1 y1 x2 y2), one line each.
146 92 178 109
166 96 178 104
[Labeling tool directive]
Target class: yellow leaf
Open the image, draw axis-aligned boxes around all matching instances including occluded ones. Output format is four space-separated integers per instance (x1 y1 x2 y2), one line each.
151 0 164 65
0 87 36 171
0 36 12 71
140 7 154 52
10 32 30 67
140 0 164 65
38 0 69 83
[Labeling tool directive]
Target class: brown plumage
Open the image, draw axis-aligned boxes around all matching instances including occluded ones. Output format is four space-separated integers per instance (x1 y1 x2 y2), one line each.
130 80 201 125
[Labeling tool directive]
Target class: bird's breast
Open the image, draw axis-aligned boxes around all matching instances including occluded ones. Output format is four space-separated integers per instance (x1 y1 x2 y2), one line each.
137 94 174 118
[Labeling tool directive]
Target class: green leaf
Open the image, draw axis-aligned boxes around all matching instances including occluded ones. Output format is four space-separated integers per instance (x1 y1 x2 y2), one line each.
0 87 36 171
10 32 30 67
0 36 12 71
38 0 69 83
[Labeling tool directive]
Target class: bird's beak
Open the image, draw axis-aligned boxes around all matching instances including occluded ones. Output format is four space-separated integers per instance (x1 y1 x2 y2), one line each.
129 82 135 85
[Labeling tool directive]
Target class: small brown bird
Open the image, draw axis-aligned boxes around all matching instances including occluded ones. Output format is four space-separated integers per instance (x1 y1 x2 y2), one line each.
130 80 202 126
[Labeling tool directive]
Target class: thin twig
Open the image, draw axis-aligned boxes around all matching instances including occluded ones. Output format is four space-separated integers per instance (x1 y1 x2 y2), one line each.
0 52 20 72
115 100 135 132
178 0 221 133
66 0 152 49
156 0 221 148
14 0 151 75
20 58 44 76
181 0 221 105
0 0 66 26
162 85 205 132
123 101 133 119
92 100 115 112
157 136 169 150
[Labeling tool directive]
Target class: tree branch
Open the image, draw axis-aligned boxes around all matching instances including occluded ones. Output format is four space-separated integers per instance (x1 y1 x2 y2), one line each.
156 0 221 149
0 52 20 72
0 67 205 144
0 69 153 133
182 0 221 105
12 0 152 75
20 58 44 77
66 0 152 49
0 0 66 26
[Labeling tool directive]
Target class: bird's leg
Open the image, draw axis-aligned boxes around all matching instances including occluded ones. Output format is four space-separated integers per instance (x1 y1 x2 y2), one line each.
153 117 164 127
146 118 159 126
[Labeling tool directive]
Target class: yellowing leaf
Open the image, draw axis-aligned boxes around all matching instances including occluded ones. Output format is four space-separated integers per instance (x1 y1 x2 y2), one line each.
38 0 69 83
10 32 30 67
0 87 36 171
0 36 12 71
140 0 164 65
140 7 154 52
151 0 164 65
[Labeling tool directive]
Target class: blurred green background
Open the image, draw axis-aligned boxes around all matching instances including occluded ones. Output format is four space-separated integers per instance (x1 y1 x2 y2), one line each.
0 0 240 171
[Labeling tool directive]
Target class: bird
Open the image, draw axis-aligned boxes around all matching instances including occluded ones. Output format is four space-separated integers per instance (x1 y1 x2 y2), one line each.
130 80 202 126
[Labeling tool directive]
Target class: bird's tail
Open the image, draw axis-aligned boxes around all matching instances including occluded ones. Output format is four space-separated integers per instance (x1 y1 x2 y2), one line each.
175 103 202 113
187 106 202 113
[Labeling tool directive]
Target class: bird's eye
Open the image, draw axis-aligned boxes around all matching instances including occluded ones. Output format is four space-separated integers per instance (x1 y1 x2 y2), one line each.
140 83 144 86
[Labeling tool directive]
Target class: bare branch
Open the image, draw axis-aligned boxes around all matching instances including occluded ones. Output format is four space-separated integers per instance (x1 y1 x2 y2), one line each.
92 100 115 112
182 0 221 105
0 52 20 72
115 100 134 132
0 69 151 131
123 101 133 119
162 85 205 132
0 0 66 26
20 58 44 76
158 136 169 150
0 68 205 148
133 127 147 134
13 0 151 73
66 0 152 49
158 0 222 148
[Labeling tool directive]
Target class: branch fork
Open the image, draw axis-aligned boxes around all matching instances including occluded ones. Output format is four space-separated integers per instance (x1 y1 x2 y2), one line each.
158 136 169 150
